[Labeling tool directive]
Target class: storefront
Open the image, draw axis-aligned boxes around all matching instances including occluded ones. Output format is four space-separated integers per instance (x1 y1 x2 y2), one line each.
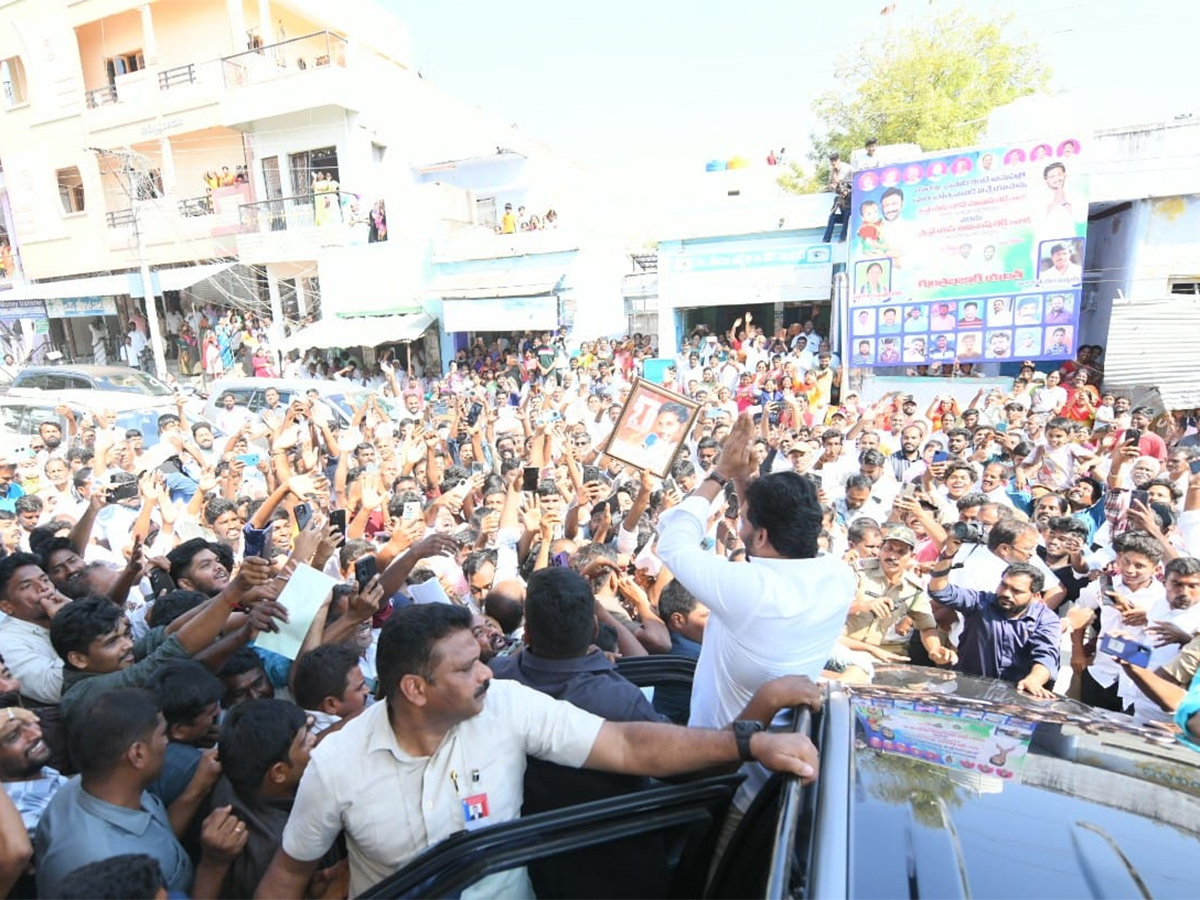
0 298 51 363
655 229 836 357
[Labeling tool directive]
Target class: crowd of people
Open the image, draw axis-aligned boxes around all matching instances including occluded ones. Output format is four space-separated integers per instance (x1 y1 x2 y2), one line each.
0 310 1196 898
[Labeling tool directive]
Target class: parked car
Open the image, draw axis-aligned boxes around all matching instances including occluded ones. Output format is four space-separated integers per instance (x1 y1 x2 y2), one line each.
0 390 192 444
364 664 1200 899
8 365 176 397
200 377 403 432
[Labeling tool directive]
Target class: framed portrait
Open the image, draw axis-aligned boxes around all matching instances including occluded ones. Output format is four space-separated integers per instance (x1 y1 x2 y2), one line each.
604 379 701 478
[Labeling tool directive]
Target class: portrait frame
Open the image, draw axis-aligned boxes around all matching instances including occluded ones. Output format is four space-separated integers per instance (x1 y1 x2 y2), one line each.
603 378 702 478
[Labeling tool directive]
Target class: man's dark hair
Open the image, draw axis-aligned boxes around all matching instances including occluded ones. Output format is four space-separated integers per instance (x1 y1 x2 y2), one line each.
1165 556 1200 579
524 568 595 659
59 854 165 900
147 660 225 732
1046 416 1072 433
1148 477 1183 503
987 518 1035 554
147 589 204 628
293 644 360 711
483 584 525 635
859 448 886 468
658 580 698 628
1113 530 1164 564
572 541 618 592
956 491 989 512
658 402 690 426
844 474 873 493
156 413 181 432
1043 161 1066 179
67 687 160 777
166 537 228 583
881 186 904 205
191 421 213 439
29 524 69 560
339 539 373 575
1001 562 1045 594
1037 493 1070 516
377 604 473 700
943 460 977 482
203 496 238 526
742 472 822 559
462 548 498 581
1131 405 1153 418
847 518 882 545
1047 516 1089 540
124 429 142 440
387 491 424 520
218 699 308 798
216 647 270 708
669 458 696 481
945 427 972 443
50 596 123 668
0 551 45 601
14 495 42 516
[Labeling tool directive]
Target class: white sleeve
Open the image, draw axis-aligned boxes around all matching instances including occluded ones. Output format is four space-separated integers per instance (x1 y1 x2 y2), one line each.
281 754 348 863
615 523 639 556
1179 510 1200 557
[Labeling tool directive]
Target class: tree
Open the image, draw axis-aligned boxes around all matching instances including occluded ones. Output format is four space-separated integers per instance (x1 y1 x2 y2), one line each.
779 6 1051 195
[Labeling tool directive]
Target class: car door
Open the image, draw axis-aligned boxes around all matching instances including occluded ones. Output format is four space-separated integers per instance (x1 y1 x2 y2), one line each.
360 774 742 900
38 373 69 391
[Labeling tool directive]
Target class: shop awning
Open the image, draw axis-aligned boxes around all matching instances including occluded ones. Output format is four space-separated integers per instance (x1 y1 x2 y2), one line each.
278 312 435 352
428 267 564 301
0 273 140 302
142 262 236 296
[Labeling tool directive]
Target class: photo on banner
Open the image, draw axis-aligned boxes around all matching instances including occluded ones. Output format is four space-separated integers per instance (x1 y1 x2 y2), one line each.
604 379 700 478
846 137 1089 366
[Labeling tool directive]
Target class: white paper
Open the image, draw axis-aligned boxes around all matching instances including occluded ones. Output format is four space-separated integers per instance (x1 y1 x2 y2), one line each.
409 579 453 606
253 563 339 660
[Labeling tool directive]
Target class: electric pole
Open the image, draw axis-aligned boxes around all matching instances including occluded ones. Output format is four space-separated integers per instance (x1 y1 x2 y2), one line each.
87 146 169 378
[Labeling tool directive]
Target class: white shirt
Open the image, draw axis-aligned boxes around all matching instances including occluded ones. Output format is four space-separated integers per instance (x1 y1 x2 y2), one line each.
1080 576 1165 689
0 618 61 705
282 680 603 898
1124 596 1200 722
656 496 855 730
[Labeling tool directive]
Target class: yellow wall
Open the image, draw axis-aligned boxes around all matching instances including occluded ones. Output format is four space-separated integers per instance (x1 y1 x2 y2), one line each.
74 9 142 93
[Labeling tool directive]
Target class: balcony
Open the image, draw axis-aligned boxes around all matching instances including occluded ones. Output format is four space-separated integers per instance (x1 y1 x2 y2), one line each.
219 31 359 128
81 60 223 140
100 188 247 261
236 190 359 264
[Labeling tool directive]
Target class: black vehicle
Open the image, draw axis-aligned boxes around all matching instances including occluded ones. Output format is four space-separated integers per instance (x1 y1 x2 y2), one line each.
365 664 1200 898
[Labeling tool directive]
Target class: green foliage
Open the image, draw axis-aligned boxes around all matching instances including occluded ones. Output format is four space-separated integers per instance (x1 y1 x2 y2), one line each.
775 160 822 196
782 6 1050 195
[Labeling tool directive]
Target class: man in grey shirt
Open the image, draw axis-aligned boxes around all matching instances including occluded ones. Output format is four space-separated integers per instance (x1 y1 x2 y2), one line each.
34 689 194 897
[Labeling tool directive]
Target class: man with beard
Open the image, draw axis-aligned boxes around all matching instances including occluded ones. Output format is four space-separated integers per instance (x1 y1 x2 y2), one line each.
167 539 233 597
0 688 68 838
471 614 510 662
0 554 70 705
888 425 924 482
36 419 68 463
929 560 1060 696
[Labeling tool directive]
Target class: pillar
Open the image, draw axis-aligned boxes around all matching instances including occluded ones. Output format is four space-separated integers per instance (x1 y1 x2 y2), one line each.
139 5 158 67
227 0 247 51
159 138 176 195
257 0 272 45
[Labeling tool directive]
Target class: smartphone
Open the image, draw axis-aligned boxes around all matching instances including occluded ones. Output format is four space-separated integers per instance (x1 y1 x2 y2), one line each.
148 567 175 597
932 450 949 463
329 508 347 540
242 524 272 559
807 473 823 491
470 461 487 476
550 550 570 568
664 475 678 494
1125 428 1142 446
108 480 138 503
355 554 378 590
1099 634 1151 668
1131 489 1150 508
901 482 917 499
294 502 313 532
522 466 540 492
235 453 261 467
1190 459 1200 476
402 501 421 521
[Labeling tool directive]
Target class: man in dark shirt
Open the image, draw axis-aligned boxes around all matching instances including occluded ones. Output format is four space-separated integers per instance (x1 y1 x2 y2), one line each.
928 560 1060 697
655 581 706 724
489 567 669 899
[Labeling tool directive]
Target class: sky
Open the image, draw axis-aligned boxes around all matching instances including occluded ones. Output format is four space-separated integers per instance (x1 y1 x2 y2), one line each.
383 0 1195 179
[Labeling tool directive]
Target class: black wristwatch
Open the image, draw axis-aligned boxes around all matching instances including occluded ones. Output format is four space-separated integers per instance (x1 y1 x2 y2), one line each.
733 720 764 762
706 471 729 488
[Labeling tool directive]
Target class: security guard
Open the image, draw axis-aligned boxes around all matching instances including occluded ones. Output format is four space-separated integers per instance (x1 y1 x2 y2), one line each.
841 524 957 665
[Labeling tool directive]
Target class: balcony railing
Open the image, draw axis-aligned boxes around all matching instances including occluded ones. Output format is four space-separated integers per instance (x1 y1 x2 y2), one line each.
177 195 214 217
105 208 135 228
85 84 118 108
221 31 348 89
239 190 357 233
158 64 196 90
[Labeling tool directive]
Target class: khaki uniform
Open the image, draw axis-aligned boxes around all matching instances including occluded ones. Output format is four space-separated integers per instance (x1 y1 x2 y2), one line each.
1163 633 1200 685
844 558 937 654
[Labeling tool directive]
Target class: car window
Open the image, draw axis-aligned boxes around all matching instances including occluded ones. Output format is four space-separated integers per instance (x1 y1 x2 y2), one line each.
222 388 256 410
63 376 92 390
115 409 163 442
39 374 67 391
15 374 46 390
97 370 173 396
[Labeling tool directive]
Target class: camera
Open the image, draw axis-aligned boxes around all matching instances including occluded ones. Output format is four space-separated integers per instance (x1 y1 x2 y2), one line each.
950 521 986 544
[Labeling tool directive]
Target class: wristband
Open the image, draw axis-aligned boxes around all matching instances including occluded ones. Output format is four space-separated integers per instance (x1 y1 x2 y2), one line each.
224 594 246 612
929 567 953 578
706 472 729 488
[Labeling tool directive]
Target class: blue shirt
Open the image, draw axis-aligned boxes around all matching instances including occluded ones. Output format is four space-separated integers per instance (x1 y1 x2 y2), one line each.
0 482 24 513
930 583 1060 684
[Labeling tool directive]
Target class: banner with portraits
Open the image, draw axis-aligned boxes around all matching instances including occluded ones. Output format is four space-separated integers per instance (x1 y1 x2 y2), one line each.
846 138 1087 367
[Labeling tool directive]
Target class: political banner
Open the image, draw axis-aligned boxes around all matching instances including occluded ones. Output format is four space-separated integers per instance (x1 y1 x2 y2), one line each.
846 138 1087 367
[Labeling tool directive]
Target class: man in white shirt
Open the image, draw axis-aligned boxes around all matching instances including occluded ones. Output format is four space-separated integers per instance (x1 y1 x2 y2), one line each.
214 392 255 437
258 603 819 898
656 413 855 754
